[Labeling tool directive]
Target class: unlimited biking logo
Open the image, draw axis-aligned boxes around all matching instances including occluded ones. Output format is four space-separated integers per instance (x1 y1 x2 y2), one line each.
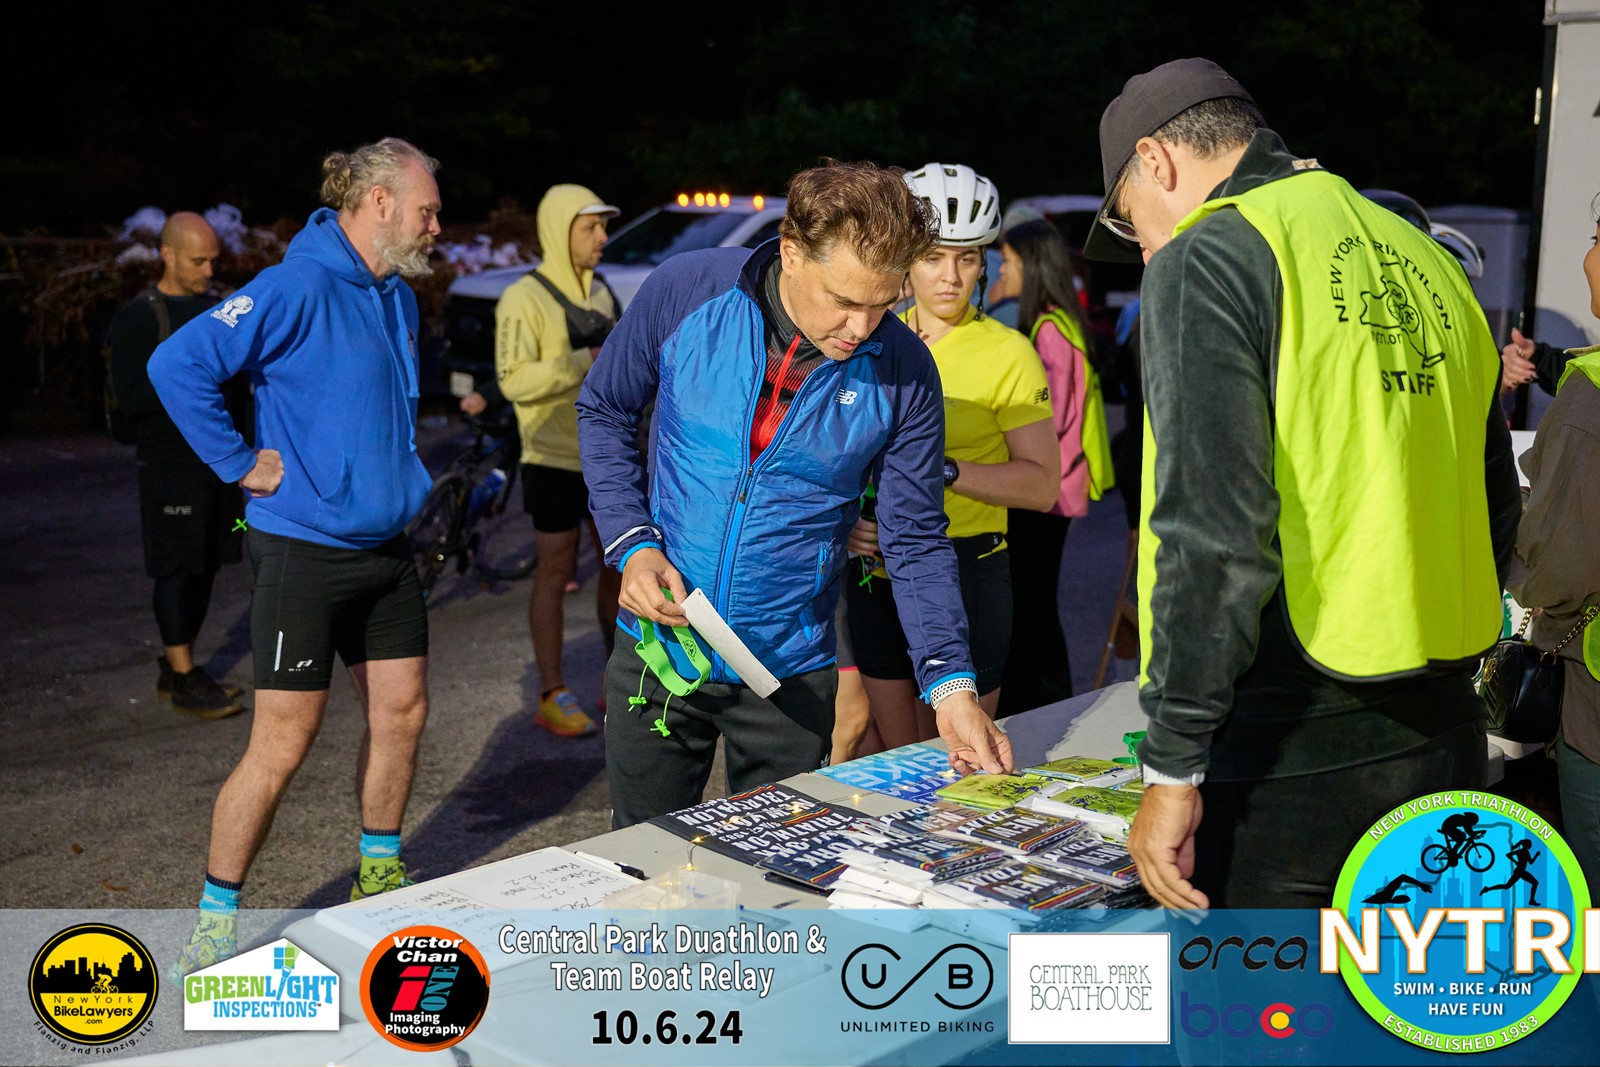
1324 790 1594 1053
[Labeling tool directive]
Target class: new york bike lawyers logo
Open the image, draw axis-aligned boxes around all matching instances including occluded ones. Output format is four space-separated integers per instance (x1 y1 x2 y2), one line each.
1324 790 1593 1053
361 925 490 1051
182 938 338 1031
28 923 157 1048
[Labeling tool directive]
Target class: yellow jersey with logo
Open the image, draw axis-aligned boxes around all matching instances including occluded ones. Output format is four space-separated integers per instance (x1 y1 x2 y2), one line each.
903 305 1054 538
1139 168 1501 680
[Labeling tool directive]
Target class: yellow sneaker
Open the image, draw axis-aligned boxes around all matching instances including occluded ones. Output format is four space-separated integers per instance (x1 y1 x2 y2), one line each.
535 687 596 737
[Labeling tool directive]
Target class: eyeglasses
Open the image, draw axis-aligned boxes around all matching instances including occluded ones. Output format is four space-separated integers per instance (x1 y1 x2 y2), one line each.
1097 175 1140 243
1097 205 1140 244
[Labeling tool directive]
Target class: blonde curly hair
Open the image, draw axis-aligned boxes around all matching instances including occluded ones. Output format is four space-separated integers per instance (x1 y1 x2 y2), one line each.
319 138 439 212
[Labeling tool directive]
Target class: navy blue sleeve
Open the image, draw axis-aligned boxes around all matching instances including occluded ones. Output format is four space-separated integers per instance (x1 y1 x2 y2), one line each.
578 261 694 568
872 338 977 696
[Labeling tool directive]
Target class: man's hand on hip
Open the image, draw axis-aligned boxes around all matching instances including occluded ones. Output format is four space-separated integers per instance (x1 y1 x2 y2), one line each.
620 547 689 625
933 691 1013 776
1127 783 1210 910
240 449 283 498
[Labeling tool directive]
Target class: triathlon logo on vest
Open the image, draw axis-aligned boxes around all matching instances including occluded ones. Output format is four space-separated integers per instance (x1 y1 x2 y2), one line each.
1329 233 1452 382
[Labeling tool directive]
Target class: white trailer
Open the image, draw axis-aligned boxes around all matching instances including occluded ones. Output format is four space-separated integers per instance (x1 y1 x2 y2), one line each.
1530 0 1600 350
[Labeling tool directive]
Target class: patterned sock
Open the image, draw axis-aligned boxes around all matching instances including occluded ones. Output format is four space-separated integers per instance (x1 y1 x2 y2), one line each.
199 873 241 915
360 828 402 877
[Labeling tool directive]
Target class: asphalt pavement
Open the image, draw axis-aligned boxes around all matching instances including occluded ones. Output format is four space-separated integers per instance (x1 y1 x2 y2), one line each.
0 410 1136 910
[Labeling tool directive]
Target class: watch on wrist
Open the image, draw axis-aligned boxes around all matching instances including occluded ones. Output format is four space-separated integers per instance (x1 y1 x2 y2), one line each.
942 456 960 487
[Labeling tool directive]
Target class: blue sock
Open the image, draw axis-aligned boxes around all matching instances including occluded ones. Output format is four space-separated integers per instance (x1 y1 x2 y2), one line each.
360 828 402 860
199 873 241 915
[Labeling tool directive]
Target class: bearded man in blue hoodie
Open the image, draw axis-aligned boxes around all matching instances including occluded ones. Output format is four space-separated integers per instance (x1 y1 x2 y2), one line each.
151 137 441 974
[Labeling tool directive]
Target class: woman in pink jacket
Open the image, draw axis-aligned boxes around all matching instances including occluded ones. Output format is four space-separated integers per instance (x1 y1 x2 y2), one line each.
990 219 1113 715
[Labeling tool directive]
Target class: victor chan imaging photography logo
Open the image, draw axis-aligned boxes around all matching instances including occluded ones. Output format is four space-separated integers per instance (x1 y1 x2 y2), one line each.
182 937 338 1031
1008 932 1169 1044
360 924 490 1052
28 922 157 1049
1325 790 1594 1053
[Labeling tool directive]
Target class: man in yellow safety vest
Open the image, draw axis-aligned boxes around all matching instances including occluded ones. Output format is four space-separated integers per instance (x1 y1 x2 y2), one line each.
1083 58 1522 909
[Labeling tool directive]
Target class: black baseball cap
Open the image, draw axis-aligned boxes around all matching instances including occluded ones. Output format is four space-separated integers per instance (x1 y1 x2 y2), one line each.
1082 58 1256 262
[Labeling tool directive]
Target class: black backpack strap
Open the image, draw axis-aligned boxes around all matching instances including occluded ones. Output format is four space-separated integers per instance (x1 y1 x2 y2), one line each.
523 269 619 350
593 271 620 316
142 286 173 343
524 269 582 316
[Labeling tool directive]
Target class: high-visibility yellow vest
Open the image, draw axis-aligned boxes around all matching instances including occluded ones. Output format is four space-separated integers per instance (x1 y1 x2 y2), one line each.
1556 347 1600 682
1138 168 1501 682
1556 345 1600 393
1030 308 1115 502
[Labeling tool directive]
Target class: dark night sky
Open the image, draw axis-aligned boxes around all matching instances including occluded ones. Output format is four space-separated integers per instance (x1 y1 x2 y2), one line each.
4 0 1547 238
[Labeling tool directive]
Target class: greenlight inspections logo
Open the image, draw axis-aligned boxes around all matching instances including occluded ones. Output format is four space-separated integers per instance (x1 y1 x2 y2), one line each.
182 938 338 1031
1323 790 1593 1053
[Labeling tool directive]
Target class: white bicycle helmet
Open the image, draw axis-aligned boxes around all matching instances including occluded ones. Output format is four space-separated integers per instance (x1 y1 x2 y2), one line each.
905 162 1002 247
1430 223 1485 280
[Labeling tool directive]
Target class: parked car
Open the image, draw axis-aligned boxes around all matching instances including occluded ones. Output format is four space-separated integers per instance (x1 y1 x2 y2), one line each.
431 194 786 397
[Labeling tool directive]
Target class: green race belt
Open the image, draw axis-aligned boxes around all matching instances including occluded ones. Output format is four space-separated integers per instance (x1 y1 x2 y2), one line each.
635 588 711 696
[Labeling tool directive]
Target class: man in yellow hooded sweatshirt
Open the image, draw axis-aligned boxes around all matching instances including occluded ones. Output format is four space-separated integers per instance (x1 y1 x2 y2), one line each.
495 184 622 735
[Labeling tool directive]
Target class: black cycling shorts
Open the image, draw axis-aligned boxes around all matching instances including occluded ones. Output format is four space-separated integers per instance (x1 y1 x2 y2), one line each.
137 460 244 579
845 532 1012 695
521 463 591 534
248 529 428 691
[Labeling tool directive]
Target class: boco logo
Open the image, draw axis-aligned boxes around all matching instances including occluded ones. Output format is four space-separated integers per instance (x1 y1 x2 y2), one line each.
1180 992 1333 1040
840 943 992 1010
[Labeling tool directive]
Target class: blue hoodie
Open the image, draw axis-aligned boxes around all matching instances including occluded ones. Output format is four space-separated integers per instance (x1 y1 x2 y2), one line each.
149 208 432 549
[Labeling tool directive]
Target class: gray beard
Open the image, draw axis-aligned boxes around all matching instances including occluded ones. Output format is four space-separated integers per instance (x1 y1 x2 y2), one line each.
373 228 432 278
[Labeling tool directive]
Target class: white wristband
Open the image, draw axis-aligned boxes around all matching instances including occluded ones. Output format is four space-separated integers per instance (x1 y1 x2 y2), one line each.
1142 765 1205 787
926 676 979 708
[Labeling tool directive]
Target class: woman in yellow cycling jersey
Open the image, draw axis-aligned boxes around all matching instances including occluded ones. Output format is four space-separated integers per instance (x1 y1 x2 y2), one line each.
845 162 1060 752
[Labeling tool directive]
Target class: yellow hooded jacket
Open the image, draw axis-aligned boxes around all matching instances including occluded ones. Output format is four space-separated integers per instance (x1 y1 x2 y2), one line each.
494 184 619 471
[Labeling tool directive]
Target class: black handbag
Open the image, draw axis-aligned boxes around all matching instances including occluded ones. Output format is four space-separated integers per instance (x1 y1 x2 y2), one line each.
1478 605 1597 744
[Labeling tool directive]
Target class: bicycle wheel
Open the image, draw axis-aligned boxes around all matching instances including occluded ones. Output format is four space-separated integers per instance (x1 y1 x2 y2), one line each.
474 499 537 580
1465 841 1495 873
407 472 467 594
1420 843 1450 875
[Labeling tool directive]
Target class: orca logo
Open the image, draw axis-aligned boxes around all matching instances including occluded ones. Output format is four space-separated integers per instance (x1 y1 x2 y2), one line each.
1178 934 1309 972
840 943 992 1010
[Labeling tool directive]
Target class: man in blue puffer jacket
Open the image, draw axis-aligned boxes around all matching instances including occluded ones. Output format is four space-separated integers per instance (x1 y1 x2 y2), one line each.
579 160 1014 827
151 137 440 974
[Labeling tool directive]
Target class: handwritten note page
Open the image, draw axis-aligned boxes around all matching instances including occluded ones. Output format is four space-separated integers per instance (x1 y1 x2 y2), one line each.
312 846 638 966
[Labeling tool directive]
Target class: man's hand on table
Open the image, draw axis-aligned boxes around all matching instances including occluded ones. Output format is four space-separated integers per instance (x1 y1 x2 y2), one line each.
933 691 1012 776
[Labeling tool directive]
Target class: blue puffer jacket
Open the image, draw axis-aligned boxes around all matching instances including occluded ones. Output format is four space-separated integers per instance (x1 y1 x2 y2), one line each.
149 208 432 549
577 243 975 696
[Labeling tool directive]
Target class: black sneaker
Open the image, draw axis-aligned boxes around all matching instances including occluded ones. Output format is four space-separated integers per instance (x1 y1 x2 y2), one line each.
158 656 242 700
170 667 245 720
